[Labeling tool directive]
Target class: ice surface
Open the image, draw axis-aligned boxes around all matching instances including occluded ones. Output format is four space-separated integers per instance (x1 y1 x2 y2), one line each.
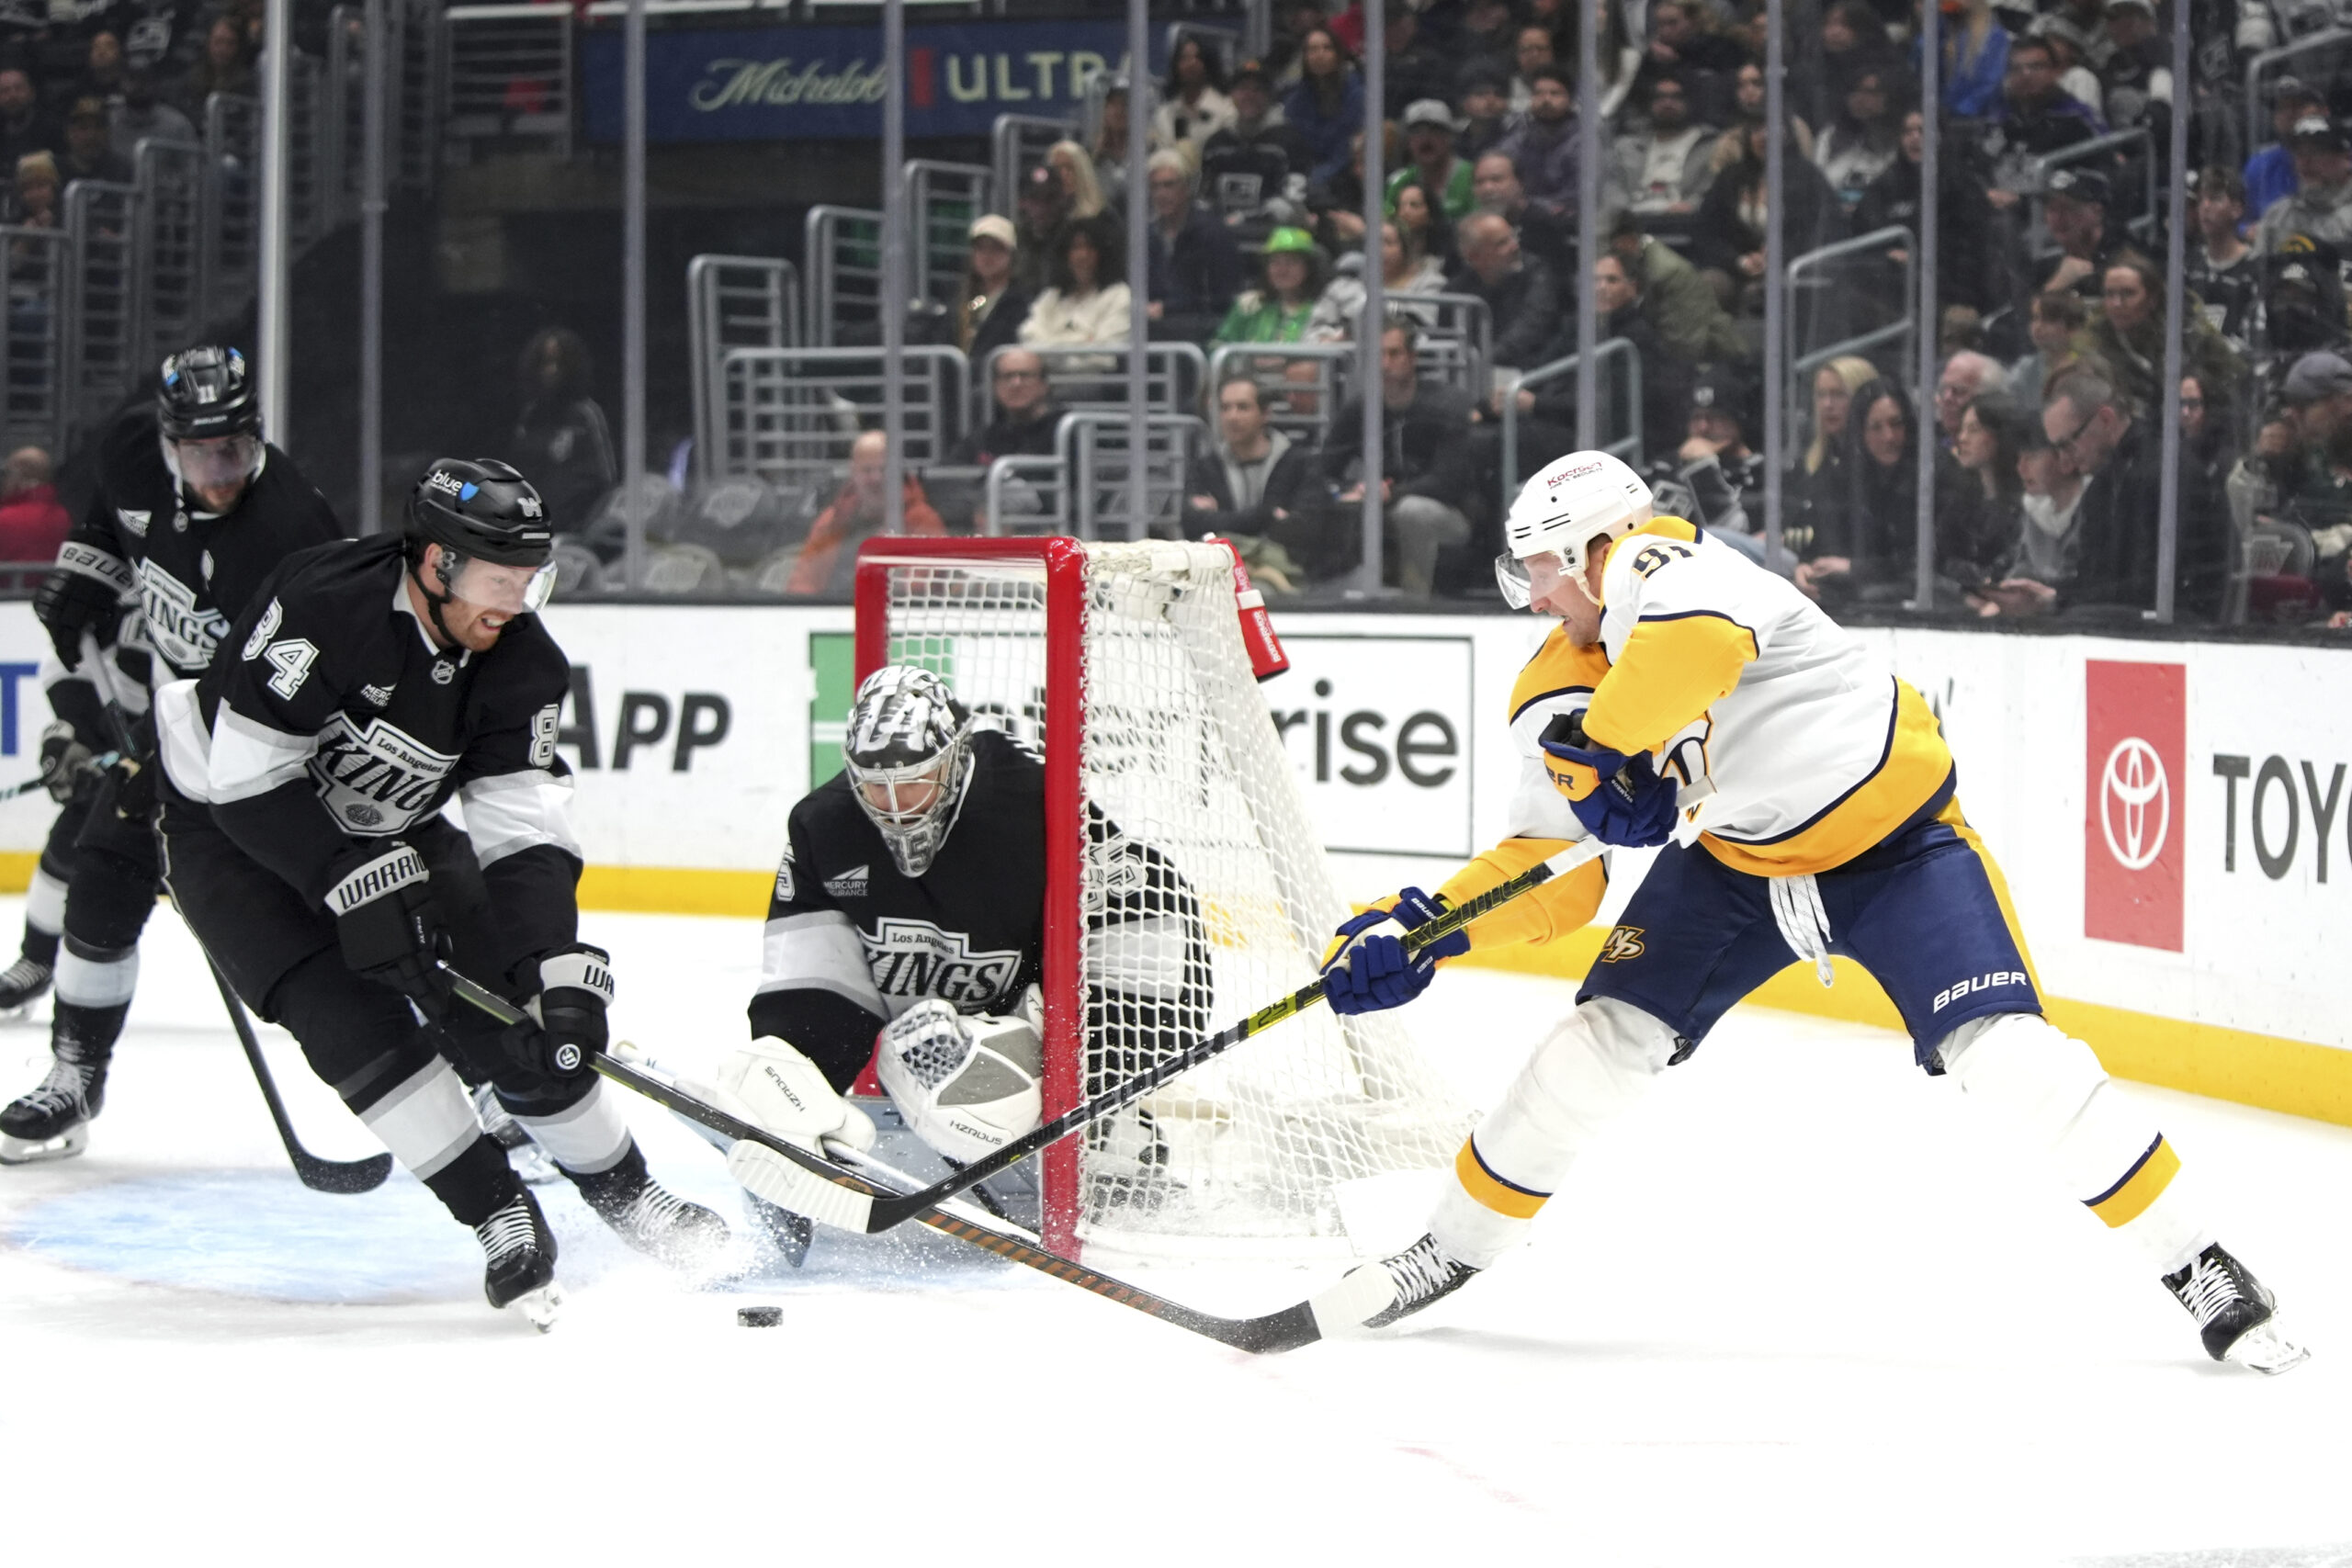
0 898 2346 1565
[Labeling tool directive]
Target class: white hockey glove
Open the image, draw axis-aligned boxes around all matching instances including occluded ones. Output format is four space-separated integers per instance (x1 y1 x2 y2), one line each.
874 990 1046 1163
713 1037 878 1228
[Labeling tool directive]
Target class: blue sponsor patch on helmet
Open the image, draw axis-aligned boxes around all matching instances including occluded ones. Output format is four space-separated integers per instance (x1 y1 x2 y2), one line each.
458 482 480 502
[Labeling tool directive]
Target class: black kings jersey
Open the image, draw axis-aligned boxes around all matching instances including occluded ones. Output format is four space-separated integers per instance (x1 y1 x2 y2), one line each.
155 534 582 980
59 406 345 682
752 728 1211 1092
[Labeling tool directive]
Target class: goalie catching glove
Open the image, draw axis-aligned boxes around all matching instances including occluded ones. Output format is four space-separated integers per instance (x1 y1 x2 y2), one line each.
873 989 1046 1164
712 1037 879 1230
1319 886 1469 1016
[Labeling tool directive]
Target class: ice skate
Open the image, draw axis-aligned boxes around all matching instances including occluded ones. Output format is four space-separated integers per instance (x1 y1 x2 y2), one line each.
0 1039 109 1165
1309 1233 1481 1337
2164 1243 2310 1375
0 955 54 1017
580 1166 732 1274
749 1193 813 1269
476 1188 563 1330
470 1082 561 1186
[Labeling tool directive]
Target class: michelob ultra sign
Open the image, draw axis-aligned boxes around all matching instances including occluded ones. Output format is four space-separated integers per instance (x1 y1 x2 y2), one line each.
581 20 1156 141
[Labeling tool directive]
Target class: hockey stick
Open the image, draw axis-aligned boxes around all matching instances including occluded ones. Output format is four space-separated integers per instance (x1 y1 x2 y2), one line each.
429 969 1323 1352
203 954 394 1195
0 751 121 802
434 795 1702 1238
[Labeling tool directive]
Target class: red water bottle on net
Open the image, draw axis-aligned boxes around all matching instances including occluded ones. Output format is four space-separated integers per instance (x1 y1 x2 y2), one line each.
1206 535 1290 682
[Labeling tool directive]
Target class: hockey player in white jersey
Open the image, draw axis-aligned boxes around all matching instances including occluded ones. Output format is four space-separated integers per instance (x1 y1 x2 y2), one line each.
1311 451 2307 1374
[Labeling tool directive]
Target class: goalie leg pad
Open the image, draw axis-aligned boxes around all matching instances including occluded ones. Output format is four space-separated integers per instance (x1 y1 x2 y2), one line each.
1432 997 1677 1269
714 1036 877 1154
725 1140 876 1232
1939 1011 2211 1275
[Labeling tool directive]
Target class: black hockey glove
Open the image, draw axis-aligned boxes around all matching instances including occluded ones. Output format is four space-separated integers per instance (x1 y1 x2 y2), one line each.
517 944 613 1079
322 842 451 1020
37 721 92 804
32 545 132 668
107 712 159 823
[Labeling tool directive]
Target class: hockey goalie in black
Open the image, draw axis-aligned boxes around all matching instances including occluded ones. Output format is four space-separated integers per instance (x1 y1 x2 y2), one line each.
2 346 345 1165
699 665 1211 1252
150 458 725 1327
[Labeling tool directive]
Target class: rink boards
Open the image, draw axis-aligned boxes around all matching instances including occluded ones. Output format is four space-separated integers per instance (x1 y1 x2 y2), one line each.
0 603 2344 1122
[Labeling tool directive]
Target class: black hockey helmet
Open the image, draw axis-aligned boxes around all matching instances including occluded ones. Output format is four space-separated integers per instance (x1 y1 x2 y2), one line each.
406 457 554 568
157 345 261 442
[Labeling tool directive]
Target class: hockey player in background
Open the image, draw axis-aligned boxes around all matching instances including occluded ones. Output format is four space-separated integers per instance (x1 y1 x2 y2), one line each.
1 347 345 1163
695 665 1209 1257
1311 451 2307 1374
149 458 725 1326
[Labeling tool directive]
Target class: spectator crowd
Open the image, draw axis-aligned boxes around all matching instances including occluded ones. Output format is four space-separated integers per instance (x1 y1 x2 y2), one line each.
772 0 2352 623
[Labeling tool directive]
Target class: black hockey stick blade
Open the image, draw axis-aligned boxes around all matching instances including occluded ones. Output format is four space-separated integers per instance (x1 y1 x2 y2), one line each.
207 958 392 1195
425 971 1322 1350
0 752 119 803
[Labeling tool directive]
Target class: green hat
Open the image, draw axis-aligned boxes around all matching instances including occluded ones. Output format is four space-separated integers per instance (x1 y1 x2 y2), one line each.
1262 227 1317 255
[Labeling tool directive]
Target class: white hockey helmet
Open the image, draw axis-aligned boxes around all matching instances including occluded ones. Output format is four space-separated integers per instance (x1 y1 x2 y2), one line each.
1496 450 1653 608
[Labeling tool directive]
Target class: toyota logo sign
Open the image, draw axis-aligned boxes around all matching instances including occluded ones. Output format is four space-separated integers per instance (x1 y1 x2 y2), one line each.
2099 736 2169 871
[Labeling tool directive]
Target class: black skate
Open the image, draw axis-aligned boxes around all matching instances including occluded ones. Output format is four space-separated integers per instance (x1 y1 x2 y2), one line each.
580 1169 732 1274
1308 1233 1481 1337
476 1188 563 1330
2163 1243 2309 1374
0 1040 109 1164
0 955 53 1016
469 1083 561 1186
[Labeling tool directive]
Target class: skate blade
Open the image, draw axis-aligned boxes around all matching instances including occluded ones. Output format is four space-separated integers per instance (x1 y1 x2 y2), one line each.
2225 1317 2312 1376
505 1281 565 1333
0 1124 87 1165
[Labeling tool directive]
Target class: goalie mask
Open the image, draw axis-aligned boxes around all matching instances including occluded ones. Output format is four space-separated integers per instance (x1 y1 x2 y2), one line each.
843 665 974 878
874 996 1045 1164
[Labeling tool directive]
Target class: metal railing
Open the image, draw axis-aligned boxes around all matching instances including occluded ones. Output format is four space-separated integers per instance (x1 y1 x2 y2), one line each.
2245 28 2352 164
1501 338 1643 496
991 115 1074 214
201 93 260 324
806 205 883 348
717 345 969 492
1387 291 1493 392
0 228 71 455
63 180 141 435
908 161 993 310
1783 226 1916 401
134 139 204 369
1205 341 1354 444
978 341 1206 427
444 7 572 160
1070 411 1207 538
688 254 801 485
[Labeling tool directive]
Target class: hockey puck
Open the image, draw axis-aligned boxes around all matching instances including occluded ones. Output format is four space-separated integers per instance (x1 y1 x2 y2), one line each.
737 1304 783 1328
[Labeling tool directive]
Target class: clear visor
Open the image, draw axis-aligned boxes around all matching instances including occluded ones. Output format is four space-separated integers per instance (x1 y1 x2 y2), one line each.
1494 549 1569 609
171 432 261 490
445 555 558 615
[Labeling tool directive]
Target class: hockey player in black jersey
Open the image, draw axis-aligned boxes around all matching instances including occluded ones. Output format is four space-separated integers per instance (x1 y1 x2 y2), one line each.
151 457 725 1326
2 346 344 1163
700 665 1211 1250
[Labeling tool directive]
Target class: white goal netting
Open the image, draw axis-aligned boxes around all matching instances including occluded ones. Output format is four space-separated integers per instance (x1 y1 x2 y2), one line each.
865 539 1472 1260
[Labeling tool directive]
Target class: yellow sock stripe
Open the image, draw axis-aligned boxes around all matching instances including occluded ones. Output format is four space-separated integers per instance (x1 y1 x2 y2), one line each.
2086 1135 2180 1228
1453 1136 1550 1220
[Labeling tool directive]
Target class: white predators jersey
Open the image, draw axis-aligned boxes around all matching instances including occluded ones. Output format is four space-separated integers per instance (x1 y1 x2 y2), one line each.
1436 517 1954 952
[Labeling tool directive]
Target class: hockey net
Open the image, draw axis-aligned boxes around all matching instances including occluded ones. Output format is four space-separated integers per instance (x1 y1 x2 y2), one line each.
854 537 1472 1262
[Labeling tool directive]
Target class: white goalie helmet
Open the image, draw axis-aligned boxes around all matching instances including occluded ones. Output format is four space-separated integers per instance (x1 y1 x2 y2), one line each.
1496 450 1654 609
843 665 974 878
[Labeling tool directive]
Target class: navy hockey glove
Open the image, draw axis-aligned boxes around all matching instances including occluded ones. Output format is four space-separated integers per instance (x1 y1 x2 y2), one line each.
32 545 131 668
1539 714 1678 849
36 721 91 804
1319 886 1469 1015
323 842 452 1020
518 944 613 1079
